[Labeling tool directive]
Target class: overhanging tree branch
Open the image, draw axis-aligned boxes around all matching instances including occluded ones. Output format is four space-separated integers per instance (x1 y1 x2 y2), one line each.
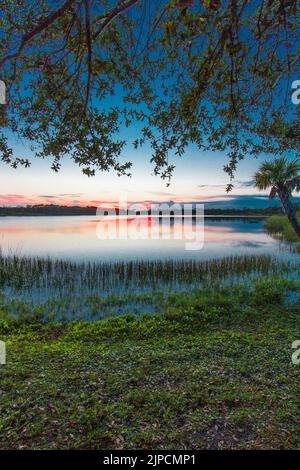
0 0 78 71
84 0 92 113
92 0 141 40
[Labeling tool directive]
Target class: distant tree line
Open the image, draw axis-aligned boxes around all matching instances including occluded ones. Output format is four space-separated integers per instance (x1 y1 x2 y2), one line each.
0 204 97 216
0 204 298 217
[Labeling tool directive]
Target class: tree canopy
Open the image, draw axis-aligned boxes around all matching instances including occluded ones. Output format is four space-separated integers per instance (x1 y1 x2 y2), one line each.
0 0 299 188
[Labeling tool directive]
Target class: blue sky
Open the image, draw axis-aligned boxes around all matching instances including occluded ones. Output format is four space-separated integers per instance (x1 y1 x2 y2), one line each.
1 1 299 208
1 81 299 208
0 136 278 207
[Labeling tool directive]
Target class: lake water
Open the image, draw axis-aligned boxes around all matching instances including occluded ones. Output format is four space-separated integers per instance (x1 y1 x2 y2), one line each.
0 215 296 263
1 215 299 321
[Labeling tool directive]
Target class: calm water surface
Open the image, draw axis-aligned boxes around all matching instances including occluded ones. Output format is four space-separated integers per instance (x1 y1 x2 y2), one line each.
1 215 299 320
0 215 296 262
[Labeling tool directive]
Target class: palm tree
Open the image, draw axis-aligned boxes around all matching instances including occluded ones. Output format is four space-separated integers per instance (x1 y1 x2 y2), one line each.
254 158 300 239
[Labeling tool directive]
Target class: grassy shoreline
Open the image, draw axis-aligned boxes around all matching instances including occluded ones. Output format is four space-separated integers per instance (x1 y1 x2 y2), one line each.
266 212 300 249
1 278 299 449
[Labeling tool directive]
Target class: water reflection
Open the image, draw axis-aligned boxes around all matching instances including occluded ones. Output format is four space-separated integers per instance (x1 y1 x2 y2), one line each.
0 215 296 262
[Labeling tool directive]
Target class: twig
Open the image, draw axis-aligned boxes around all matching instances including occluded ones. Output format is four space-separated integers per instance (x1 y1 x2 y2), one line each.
0 0 78 71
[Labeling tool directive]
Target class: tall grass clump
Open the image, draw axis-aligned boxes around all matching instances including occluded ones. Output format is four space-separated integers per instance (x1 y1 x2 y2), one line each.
266 212 300 243
0 251 299 322
0 253 294 296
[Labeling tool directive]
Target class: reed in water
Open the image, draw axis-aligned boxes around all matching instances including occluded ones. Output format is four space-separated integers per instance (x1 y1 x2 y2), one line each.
0 253 294 294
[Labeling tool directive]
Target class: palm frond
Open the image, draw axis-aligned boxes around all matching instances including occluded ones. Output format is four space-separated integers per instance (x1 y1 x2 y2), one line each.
254 158 300 192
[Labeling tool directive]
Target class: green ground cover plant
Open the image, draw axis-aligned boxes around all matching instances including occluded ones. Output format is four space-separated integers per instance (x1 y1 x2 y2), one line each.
0 277 299 450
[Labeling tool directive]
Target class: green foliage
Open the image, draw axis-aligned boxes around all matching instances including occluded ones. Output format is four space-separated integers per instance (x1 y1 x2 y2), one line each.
250 279 286 306
0 1 299 183
255 159 300 240
0 278 299 449
266 212 300 243
254 158 300 194
0 274 299 328
266 215 288 233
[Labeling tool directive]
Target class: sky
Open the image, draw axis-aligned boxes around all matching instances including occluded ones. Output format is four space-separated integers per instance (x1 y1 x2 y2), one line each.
0 135 271 208
1 1 299 209
1 90 299 209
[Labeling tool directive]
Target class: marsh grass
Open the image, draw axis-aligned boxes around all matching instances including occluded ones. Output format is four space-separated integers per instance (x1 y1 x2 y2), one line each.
0 253 294 294
266 212 300 243
0 253 299 322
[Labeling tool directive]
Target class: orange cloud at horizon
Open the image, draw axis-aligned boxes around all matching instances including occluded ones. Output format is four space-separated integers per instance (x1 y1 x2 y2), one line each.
0 192 237 208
